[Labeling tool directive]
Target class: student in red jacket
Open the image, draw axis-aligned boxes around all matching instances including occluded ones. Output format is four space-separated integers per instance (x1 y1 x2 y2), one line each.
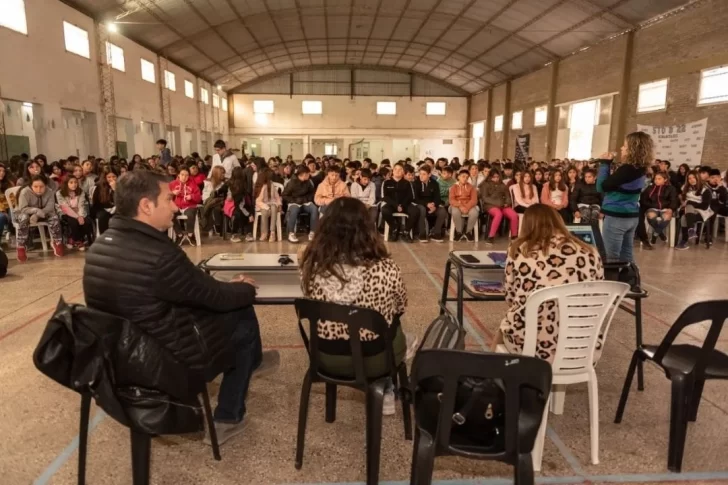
169 167 202 245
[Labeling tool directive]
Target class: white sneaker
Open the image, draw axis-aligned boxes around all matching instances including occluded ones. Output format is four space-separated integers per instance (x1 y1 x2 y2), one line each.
203 418 249 446
288 233 299 243
230 235 242 243
245 234 255 242
308 232 314 241
383 389 396 416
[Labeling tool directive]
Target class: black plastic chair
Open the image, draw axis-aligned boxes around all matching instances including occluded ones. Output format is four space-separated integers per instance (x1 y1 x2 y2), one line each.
409 350 552 485
614 300 728 472
293 299 412 485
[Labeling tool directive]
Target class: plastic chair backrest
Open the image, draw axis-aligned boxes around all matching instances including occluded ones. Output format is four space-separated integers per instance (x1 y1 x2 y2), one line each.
411 350 552 457
522 281 629 375
652 300 728 377
294 298 395 388
272 182 284 196
508 184 518 209
5 186 21 224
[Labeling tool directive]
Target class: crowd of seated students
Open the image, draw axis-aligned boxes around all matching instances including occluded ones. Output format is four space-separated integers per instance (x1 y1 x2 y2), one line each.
2 141 727 261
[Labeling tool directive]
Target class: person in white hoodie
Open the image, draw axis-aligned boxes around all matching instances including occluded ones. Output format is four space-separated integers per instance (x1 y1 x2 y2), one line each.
349 168 378 224
210 139 240 180
16 175 64 262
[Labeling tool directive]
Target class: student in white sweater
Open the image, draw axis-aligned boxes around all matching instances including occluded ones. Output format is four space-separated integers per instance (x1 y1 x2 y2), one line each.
349 168 378 224
511 171 540 213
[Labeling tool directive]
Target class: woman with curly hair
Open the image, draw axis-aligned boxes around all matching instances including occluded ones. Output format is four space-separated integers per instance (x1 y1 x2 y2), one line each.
597 132 652 262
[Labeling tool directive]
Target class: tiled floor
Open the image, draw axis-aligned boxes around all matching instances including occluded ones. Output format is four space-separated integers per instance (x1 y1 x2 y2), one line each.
1 235 728 485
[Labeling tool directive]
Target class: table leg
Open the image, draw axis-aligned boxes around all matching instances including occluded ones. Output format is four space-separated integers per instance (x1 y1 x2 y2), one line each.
635 297 644 391
456 265 465 326
439 260 451 316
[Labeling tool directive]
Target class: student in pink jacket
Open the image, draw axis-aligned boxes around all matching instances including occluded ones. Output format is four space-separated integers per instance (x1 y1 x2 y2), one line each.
540 169 571 222
169 167 202 244
512 171 540 213
448 169 479 240
314 166 350 214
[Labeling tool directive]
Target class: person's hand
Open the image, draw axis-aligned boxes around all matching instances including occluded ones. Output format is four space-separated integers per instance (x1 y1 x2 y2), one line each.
574 211 581 220
172 189 181 196
78 216 85 225
599 152 615 160
397 205 403 212
248 215 254 222
231 274 257 287
185 194 191 201
663 209 673 220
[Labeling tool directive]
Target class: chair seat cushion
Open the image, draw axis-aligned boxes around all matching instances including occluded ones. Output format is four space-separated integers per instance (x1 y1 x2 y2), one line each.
643 344 728 379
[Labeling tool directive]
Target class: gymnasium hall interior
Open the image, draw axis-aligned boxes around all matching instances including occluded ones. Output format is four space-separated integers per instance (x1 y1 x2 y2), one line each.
2 0 728 484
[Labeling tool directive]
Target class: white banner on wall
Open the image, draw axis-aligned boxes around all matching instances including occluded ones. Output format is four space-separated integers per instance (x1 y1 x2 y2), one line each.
636 118 707 165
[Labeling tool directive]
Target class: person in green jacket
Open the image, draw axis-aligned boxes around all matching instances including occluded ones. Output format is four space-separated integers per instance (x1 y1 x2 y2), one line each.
437 166 455 206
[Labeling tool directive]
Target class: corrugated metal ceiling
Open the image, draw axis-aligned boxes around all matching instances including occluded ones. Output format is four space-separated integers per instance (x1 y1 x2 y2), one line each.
64 0 694 93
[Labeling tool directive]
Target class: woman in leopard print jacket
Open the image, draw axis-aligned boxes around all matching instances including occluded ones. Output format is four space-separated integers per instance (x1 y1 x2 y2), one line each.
498 204 604 362
299 197 407 377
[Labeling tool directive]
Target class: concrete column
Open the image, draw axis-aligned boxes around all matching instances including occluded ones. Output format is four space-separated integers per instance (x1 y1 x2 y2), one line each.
545 60 560 161
484 89 493 160
501 81 512 160
614 30 635 152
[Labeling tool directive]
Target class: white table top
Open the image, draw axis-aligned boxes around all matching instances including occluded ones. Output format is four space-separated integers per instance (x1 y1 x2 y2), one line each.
451 250 508 268
213 271 303 303
203 253 299 271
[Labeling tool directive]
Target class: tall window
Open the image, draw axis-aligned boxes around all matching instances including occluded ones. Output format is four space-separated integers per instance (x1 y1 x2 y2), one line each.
141 59 155 83
511 110 523 130
222 98 228 111
494 115 503 132
426 102 446 116
534 106 548 126
164 70 176 91
472 122 484 160
1 0 28 34
184 80 194 98
302 100 322 114
105 42 125 72
637 79 668 113
376 101 396 115
212 93 219 108
324 143 338 156
201 88 209 104
253 100 274 114
698 66 728 106
63 21 90 59
567 99 599 159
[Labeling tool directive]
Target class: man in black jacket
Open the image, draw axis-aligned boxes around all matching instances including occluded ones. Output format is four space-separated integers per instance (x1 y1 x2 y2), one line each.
84 170 276 445
413 165 447 242
282 165 317 243
380 163 420 242
570 169 603 223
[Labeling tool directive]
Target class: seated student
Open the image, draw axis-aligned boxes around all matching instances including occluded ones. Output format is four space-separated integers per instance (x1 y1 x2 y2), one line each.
479 169 518 244
314 166 349 215
282 165 317 243
566 165 579 193
56 176 93 251
437 166 455 207
381 163 419 242
15 175 64 262
698 166 711 184
299 197 408 415
92 170 117 234
350 168 378 225
541 169 570 222
413 164 447 243
18 159 57 192
227 166 255 243
641 171 678 244
403 164 416 183
706 168 728 233
0 163 12 240
495 204 604 361
501 162 514 184
374 166 390 203
307 160 325 189
468 163 485 188
676 170 713 250
512 170 539 213
169 167 203 245
658 159 681 189
449 168 479 241
254 168 282 242
570 168 603 223
188 163 206 192
533 168 545 198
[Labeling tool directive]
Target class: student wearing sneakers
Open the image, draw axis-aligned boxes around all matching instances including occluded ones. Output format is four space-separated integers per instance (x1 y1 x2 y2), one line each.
676 170 713 250
413 164 448 242
170 167 202 246
641 171 678 245
437 166 455 206
381 163 420 242
570 168 603 223
314 166 349 215
707 169 728 218
350 168 378 225
282 165 317 243
449 169 480 241
15 175 64 262
479 169 518 244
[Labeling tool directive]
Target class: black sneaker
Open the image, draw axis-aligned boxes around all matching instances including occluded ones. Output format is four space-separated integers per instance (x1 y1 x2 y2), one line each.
175 233 184 245
189 235 197 246
389 229 399 242
465 231 475 242
431 233 444 243
658 232 667 242
401 233 413 243
419 235 429 243
650 234 658 245
485 237 495 246
642 240 654 250
454 231 462 241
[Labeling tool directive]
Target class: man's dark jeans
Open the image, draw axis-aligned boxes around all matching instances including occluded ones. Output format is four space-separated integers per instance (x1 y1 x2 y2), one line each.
213 306 263 423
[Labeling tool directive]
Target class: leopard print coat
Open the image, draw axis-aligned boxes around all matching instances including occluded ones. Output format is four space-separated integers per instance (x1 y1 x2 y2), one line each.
500 237 604 362
302 258 407 341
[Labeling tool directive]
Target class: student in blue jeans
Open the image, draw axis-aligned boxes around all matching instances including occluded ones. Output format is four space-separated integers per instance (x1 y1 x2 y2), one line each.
282 165 318 243
596 132 651 263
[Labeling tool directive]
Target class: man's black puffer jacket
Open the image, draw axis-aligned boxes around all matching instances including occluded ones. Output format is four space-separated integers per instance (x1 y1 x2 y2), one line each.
84 216 256 378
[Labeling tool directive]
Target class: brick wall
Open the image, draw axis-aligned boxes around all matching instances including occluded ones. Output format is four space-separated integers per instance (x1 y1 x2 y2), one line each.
625 0 728 170
508 68 551 161
470 91 488 122
489 83 508 160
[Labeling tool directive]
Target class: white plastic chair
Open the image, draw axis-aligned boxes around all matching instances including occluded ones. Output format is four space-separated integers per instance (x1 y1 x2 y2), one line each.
712 214 728 243
384 212 408 241
168 206 202 247
496 280 630 469
252 182 285 241
644 213 677 248
448 208 479 242
5 186 50 251
509 185 525 236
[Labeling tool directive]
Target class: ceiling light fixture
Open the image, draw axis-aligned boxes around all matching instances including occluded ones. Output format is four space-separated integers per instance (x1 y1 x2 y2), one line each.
107 22 118 33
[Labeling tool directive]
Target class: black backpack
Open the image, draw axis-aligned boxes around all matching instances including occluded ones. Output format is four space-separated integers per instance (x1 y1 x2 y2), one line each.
0 248 7 278
413 311 506 449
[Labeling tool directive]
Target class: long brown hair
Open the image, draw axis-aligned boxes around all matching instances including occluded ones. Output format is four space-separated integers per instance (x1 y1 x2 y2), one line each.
681 170 703 197
254 167 273 198
97 170 117 204
508 204 593 258
518 171 534 200
622 131 653 169
300 197 389 294
209 165 225 188
548 169 567 192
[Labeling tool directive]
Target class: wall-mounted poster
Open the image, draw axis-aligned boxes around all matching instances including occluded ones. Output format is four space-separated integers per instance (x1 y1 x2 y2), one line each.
636 118 707 165
514 134 530 166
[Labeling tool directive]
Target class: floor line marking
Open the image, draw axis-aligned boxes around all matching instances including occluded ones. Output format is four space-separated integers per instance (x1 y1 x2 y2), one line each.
0 289 85 343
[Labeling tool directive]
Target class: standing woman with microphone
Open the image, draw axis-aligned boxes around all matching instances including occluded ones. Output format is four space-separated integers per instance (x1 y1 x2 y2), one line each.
596 132 652 262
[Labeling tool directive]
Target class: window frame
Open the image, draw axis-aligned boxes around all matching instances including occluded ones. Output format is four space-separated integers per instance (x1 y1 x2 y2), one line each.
222 97 228 111
184 80 194 99
201 87 209 105
140 58 156 84
534 105 548 127
302 100 323 115
511 110 523 130
494 115 504 132
253 100 275 114
697 65 728 107
0 0 28 35
164 70 176 91
376 101 397 115
63 21 90 59
212 93 220 108
637 78 669 113
105 41 125 72
426 101 447 116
